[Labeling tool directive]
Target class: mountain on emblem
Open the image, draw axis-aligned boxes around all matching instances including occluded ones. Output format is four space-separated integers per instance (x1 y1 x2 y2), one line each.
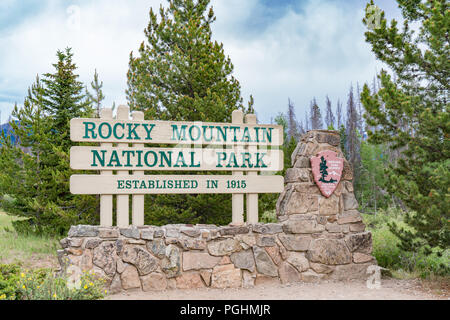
310 150 344 198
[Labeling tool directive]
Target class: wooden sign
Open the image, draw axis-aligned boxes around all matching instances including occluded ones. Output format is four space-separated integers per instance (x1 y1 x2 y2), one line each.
70 146 283 171
70 118 283 146
310 150 344 197
70 175 284 195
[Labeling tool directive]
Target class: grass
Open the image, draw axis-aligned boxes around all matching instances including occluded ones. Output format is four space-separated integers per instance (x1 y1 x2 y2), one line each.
0 210 59 268
362 208 449 279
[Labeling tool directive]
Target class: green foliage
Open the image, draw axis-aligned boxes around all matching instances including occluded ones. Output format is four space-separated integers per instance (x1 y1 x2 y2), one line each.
0 48 98 236
0 264 106 300
361 0 449 253
126 0 253 226
363 209 449 278
260 209 277 224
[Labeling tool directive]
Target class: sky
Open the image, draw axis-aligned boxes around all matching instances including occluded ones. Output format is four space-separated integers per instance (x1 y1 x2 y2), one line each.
0 0 402 125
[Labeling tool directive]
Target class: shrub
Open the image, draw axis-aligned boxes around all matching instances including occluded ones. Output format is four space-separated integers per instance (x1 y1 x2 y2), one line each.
0 264 22 300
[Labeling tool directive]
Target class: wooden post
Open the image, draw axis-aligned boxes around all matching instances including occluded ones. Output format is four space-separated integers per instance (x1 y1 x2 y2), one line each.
245 113 258 223
131 111 145 226
231 109 244 225
116 105 130 227
99 108 113 227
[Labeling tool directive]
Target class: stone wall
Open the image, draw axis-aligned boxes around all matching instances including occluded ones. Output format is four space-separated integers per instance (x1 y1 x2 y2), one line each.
58 130 376 293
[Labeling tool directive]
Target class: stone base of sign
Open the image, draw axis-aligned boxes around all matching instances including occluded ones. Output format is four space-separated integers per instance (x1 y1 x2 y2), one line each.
57 130 376 293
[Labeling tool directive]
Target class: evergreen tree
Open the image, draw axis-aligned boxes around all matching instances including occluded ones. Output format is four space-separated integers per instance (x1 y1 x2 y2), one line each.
362 0 449 253
336 99 343 128
346 84 361 172
324 95 336 129
87 69 105 117
304 110 310 131
287 98 299 140
126 0 251 225
309 98 323 129
0 49 96 235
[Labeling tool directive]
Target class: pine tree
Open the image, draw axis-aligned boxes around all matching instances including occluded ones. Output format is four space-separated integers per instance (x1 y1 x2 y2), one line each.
324 95 336 129
361 0 449 253
0 49 96 235
336 99 343 128
87 69 105 117
126 0 251 225
310 98 323 130
287 98 299 140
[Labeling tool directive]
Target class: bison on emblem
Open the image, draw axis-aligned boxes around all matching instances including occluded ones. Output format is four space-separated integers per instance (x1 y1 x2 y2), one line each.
310 150 344 198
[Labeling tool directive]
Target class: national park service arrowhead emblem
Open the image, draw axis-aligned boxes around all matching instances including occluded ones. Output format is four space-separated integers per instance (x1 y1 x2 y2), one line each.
310 150 344 198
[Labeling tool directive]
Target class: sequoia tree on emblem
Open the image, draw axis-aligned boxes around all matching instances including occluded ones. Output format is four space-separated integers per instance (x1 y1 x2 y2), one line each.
310 150 344 197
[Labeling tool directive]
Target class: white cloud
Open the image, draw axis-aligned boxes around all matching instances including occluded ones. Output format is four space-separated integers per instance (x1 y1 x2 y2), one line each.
0 0 400 124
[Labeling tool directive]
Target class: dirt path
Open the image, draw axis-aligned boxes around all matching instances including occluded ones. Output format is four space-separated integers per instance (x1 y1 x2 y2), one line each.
107 278 449 300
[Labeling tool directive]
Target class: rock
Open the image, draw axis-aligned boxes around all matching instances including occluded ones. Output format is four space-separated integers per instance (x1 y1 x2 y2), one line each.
343 193 359 210
293 156 311 168
219 256 231 265
119 226 140 239
278 262 301 284
121 245 139 265
254 275 280 286
66 248 83 256
309 262 335 274
256 235 276 247
278 234 312 251
93 241 117 276
120 265 141 290
326 223 350 233
345 232 373 254
147 239 166 258
60 238 69 249
109 273 122 294
236 234 256 249
230 250 255 272
84 238 101 249
126 239 146 245
342 160 353 180
242 270 256 288
116 259 126 274
80 249 93 271
285 192 318 214
91 267 112 285
180 227 201 238
163 227 180 238
318 195 340 215
285 168 311 183
220 226 249 236
140 229 154 240
176 273 205 289
300 270 324 282
353 252 375 263
306 238 352 265
141 273 167 291
337 210 362 224
211 264 242 289
316 132 340 146
115 239 124 255
200 270 212 286
135 249 158 275
68 238 84 247
99 228 119 239
253 246 278 277
161 245 181 278
349 223 366 232
264 246 282 265
207 238 242 256
286 252 309 272
252 223 283 234
68 225 99 237
283 217 325 234
153 228 164 238
182 252 221 271
329 262 374 280
344 181 354 192
177 238 206 250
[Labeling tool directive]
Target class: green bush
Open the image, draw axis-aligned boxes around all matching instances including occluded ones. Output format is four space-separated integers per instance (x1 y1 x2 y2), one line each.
363 208 450 278
0 264 107 300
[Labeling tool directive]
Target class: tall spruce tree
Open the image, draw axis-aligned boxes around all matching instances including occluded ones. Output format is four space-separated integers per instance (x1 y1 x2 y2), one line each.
361 0 449 253
87 69 105 117
0 48 97 235
346 84 362 187
336 99 343 128
324 95 336 129
126 0 251 225
310 98 323 129
287 98 299 140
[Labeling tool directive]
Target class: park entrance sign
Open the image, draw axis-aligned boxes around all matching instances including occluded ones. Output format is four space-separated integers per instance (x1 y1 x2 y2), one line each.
69 105 284 227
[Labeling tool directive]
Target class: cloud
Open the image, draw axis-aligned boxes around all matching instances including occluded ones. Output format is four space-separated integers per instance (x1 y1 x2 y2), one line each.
0 0 401 124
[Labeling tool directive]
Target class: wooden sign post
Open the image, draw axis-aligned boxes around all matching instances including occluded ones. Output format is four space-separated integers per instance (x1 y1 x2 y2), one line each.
70 106 284 227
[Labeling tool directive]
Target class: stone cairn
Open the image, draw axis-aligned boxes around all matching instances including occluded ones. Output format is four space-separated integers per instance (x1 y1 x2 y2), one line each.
58 130 376 293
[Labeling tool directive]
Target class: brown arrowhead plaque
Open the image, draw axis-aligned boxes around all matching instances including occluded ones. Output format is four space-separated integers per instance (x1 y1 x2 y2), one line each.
310 150 344 198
